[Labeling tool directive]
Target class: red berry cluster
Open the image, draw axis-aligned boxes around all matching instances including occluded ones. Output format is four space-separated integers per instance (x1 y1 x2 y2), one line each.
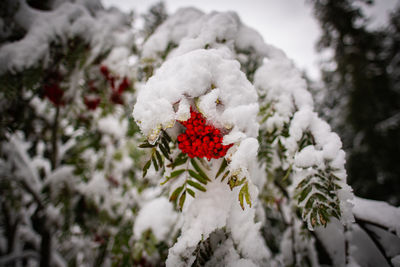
100 65 129 105
177 108 232 160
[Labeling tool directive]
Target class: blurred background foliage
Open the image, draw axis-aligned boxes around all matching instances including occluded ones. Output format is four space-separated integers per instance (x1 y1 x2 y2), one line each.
309 0 400 205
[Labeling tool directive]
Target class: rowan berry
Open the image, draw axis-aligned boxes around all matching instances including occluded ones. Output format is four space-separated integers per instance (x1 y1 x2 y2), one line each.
177 108 232 160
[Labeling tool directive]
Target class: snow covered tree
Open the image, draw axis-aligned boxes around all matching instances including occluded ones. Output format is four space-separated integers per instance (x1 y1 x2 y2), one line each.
1 1 399 266
0 0 143 265
133 7 399 267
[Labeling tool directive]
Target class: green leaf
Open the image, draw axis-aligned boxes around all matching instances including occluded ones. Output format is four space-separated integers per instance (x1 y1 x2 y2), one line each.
160 169 185 185
298 185 312 203
142 159 151 178
239 187 244 210
179 191 186 210
169 186 184 202
160 177 173 185
238 182 251 210
155 150 163 168
187 180 206 192
139 142 155 148
162 130 172 143
169 153 188 168
188 169 208 185
170 169 186 178
159 144 171 161
190 158 210 182
152 155 159 171
161 137 170 154
215 159 228 179
187 188 195 198
221 170 230 181
228 176 246 190
244 183 251 208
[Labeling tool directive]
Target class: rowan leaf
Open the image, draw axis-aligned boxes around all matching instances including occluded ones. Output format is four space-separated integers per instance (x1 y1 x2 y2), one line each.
161 137 170 154
169 186 184 202
170 169 186 178
159 144 171 161
170 153 188 168
239 187 245 210
244 183 251 208
215 159 228 179
162 129 172 143
161 169 185 185
187 188 195 198
152 155 159 171
187 180 206 192
155 150 163 168
190 158 210 181
238 182 251 209
188 169 207 185
221 170 230 181
179 191 186 210
142 159 151 178
139 142 155 148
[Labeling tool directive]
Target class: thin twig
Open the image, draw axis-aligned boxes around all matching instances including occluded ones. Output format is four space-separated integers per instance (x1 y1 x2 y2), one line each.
51 106 60 170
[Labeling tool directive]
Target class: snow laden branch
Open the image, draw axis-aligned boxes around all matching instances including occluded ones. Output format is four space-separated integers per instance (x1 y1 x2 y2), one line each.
5 1 395 266
0 0 132 74
133 48 270 266
0 0 140 265
255 55 354 230
132 6 360 266
133 9 275 266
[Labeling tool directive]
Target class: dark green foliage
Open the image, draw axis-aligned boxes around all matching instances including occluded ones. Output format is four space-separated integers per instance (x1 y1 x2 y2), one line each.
163 157 211 210
191 228 227 267
310 0 400 205
140 130 174 177
295 171 342 228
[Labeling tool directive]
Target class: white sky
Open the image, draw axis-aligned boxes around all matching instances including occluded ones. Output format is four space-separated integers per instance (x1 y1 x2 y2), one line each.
102 0 398 81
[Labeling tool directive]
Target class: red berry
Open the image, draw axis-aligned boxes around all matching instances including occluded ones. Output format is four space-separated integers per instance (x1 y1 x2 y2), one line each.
100 65 109 77
118 77 130 94
176 107 231 159
110 91 124 105
84 96 101 110
44 83 64 106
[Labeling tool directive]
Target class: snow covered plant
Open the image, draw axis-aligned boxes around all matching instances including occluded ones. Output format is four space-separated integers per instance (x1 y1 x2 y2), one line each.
133 47 267 266
132 7 358 266
0 0 143 266
2 1 400 266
